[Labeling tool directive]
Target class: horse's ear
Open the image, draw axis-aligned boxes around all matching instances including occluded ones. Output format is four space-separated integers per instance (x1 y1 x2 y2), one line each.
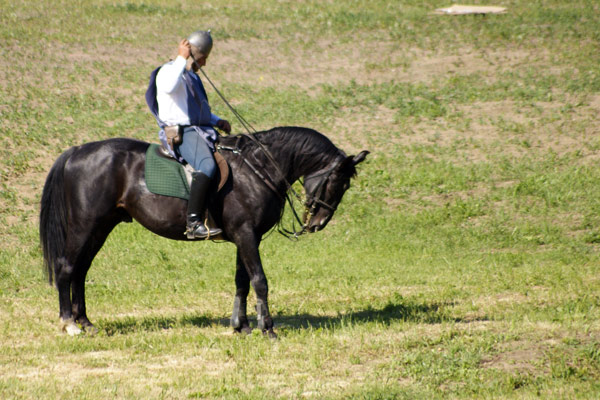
340 151 369 175
352 150 369 166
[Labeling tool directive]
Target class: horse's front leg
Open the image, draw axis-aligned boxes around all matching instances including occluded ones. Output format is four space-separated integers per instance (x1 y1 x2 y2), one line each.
234 232 276 338
231 249 252 335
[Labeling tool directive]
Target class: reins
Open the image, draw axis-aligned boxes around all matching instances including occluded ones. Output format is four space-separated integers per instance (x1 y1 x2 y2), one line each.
217 136 308 239
197 66 257 135
220 136 341 238
196 62 339 238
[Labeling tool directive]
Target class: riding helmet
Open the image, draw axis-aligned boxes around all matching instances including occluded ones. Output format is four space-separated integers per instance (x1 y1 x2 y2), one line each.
188 30 213 58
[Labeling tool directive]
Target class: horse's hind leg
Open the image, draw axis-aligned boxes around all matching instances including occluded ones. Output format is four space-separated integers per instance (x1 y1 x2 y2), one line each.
70 254 96 334
56 254 82 336
57 225 108 335
71 221 119 334
56 227 95 336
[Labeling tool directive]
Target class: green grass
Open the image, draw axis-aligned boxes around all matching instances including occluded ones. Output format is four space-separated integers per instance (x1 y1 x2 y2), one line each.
1 0 600 398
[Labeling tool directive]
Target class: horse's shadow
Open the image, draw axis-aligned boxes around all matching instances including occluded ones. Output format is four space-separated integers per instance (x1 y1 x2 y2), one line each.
100 314 218 336
275 299 486 330
100 298 485 336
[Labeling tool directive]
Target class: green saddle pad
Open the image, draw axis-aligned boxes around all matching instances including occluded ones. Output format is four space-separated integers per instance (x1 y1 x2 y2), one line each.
145 144 190 200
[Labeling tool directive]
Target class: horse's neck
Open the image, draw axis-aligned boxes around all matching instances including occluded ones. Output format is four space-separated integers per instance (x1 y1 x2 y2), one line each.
258 129 336 181
267 143 328 184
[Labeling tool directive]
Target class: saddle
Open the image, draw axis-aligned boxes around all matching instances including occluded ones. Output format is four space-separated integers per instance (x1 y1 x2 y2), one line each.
154 144 229 193
146 144 229 240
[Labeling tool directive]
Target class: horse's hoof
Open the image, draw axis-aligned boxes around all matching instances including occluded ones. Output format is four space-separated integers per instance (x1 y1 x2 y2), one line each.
82 324 98 336
61 319 82 336
264 329 277 340
234 326 253 335
241 326 253 335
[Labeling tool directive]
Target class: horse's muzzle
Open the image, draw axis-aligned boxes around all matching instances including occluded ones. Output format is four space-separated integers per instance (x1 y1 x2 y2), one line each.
307 214 331 233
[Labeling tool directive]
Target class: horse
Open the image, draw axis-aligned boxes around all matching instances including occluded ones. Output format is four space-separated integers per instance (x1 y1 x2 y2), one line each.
39 126 369 337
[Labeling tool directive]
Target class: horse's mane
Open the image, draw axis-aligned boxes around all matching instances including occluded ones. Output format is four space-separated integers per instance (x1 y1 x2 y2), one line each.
220 126 346 173
275 126 344 157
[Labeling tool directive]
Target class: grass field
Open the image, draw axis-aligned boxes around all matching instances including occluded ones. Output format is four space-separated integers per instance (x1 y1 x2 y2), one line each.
1 0 599 398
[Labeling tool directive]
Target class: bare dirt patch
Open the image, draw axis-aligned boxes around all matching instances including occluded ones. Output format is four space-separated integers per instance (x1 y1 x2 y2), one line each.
481 342 543 374
457 98 599 157
337 96 600 160
215 39 543 90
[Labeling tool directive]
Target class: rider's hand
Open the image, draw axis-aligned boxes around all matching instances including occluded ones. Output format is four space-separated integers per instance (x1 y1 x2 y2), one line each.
178 39 191 59
216 119 231 134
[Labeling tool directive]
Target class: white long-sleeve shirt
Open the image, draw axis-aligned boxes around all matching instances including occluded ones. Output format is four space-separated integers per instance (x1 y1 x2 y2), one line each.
155 56 219 126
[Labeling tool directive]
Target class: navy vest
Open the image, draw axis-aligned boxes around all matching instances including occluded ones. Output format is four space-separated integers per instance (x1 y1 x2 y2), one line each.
145 66 212 127
145 65 217 158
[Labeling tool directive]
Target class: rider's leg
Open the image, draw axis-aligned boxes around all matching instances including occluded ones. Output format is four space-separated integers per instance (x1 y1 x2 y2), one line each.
176 128 222 239
186 171 222 239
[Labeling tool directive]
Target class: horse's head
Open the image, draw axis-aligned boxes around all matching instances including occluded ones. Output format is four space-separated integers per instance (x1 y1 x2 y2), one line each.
303 150 369 233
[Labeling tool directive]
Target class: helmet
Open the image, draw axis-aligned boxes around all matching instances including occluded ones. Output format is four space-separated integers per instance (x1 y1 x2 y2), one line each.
187 30 213 58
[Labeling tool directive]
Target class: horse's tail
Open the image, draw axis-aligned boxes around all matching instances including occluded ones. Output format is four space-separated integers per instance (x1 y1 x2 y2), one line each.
39 146 77 287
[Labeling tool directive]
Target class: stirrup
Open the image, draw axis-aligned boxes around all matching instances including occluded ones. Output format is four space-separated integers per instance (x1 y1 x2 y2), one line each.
185 221 222 240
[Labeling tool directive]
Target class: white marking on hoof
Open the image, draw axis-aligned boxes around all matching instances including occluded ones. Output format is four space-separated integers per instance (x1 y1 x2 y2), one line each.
66 324 82 336
61 319 82 336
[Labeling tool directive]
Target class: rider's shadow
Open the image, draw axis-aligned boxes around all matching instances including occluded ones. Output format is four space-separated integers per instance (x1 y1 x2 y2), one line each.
273 299 480 330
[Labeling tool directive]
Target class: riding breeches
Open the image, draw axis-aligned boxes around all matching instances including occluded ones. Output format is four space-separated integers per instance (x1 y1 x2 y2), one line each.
176 126 216 178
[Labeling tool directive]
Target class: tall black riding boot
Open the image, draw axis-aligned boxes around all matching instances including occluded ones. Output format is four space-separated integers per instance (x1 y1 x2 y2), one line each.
186 172 222 239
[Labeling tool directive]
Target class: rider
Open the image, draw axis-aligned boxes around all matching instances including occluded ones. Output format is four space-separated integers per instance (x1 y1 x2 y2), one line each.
146 30 231 239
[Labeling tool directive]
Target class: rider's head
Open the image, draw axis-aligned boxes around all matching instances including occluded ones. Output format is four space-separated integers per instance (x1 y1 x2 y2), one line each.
188 30 213 70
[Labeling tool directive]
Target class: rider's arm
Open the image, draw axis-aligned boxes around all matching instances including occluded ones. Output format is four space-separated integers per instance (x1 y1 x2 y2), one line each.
155 56 187 94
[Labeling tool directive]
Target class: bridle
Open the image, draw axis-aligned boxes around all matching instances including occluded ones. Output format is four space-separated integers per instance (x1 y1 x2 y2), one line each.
195 63 340 237
218 135 342 239
303 160 343 215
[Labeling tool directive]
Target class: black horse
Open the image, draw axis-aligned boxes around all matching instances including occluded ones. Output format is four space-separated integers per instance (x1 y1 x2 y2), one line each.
40 126 368 337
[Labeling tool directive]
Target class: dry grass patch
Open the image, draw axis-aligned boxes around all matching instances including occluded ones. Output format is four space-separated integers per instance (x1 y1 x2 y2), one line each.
216 39 546 90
